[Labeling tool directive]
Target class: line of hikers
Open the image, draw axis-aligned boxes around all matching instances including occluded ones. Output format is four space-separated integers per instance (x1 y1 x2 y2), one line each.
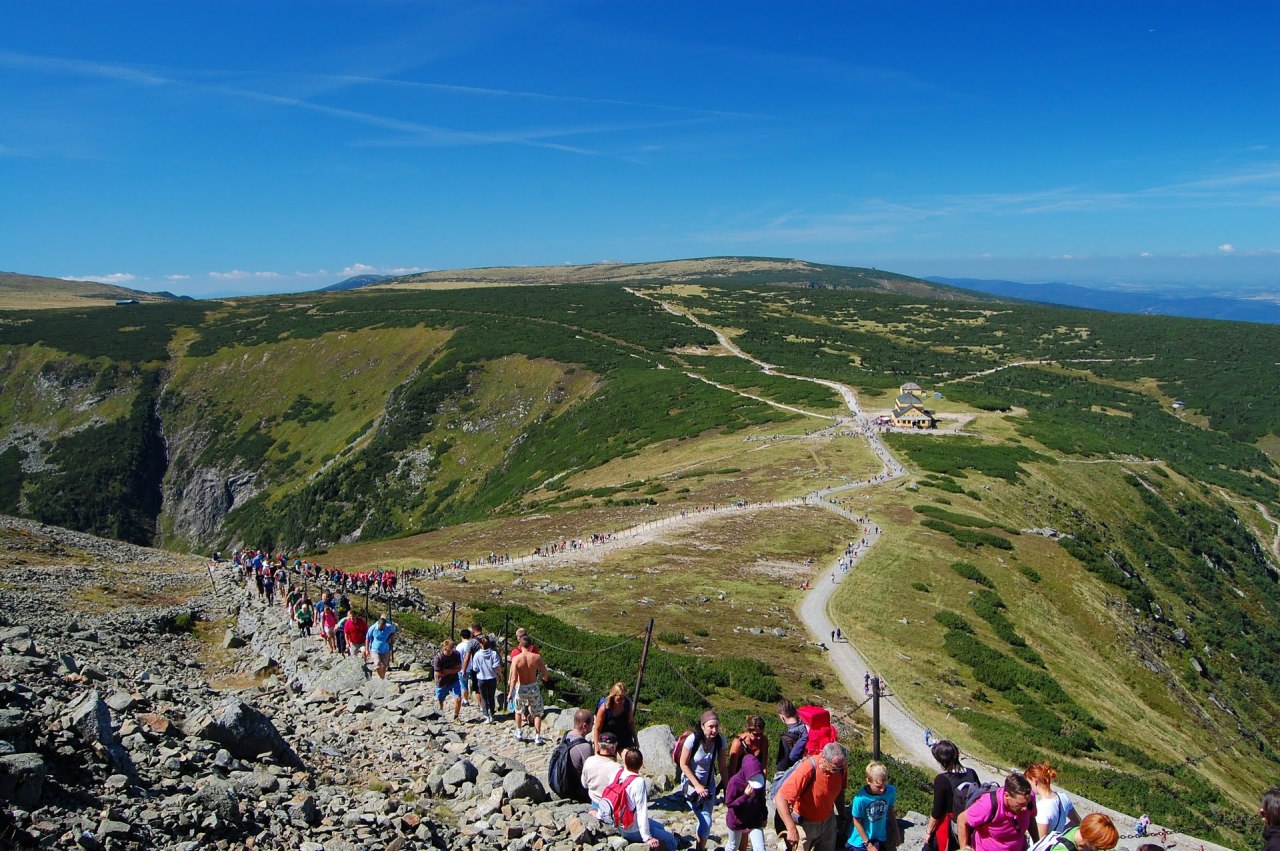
543 698 1150 851
230 557 1270 851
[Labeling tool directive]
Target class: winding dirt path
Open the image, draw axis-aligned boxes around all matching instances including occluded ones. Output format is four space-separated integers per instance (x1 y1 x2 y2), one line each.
617 288 1231 850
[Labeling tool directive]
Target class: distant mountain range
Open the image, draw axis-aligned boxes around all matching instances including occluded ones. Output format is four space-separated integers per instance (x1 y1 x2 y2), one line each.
929 276 1280 325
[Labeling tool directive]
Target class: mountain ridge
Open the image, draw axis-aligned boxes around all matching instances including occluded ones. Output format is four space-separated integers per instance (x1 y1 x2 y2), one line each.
0 271 180 310
929 275 1280 325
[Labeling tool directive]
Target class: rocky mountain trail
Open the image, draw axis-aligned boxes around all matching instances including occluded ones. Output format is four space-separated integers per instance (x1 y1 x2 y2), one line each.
4 524 936 851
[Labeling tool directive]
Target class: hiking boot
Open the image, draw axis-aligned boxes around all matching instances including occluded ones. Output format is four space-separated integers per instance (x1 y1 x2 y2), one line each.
534 734 544 745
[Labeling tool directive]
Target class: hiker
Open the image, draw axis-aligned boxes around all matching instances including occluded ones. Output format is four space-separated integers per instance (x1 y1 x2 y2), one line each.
1042 813 1118 851
582 731 621 808
847 761 899 851
1262 788 1280 851
550 708 596 803
333 610 349 655
365 614 397 679
923 739 979 851
464 622 489 708
468 634 501 722
432 637 464 720
1025 762 1078 839
956 772 1035 851
677 710 729 851
608 748 678 850
509 626 540 659
725 750 769 851
508 634 549 744
455 628 476 705
343 610 368 659
296 595 314 637
595 682 638 750
727 715 769 779
320 604 338 654
774 742 849 851
775 699 809 775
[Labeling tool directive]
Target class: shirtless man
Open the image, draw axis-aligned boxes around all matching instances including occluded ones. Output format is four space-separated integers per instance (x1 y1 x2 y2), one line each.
507 634 549 744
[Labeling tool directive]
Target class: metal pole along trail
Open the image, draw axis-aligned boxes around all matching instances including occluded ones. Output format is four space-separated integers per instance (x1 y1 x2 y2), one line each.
872 676 882 761
450 602 457 640
501 613 511 700
632 618 655 722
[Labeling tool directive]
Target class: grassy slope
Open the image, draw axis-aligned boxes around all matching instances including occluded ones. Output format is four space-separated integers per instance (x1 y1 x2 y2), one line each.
0 343 138 433
163 326 453 487
0 271 174 310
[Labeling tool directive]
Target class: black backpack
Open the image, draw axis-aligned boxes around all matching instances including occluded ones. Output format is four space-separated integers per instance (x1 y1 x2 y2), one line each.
548 734 590 803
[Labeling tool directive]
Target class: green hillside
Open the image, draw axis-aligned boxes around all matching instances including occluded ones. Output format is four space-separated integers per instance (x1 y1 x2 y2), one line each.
0 259 1278 845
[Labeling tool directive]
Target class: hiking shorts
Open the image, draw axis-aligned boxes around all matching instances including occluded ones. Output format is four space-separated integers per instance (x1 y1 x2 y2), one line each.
517 682 544 716
435 679 463 702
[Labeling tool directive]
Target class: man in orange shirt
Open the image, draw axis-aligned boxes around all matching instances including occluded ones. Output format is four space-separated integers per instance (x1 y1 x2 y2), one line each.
774 742 848 851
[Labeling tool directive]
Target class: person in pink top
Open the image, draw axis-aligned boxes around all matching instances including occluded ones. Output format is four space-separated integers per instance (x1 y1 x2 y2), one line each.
957 773 1035 851
320 606 338 653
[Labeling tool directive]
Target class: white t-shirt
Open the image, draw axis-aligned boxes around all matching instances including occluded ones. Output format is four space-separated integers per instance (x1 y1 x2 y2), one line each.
582 754 619 804
456 637 476 666
1036 790 1074 832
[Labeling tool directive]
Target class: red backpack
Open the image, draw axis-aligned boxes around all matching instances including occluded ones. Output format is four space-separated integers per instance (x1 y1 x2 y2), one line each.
598 768 639 829
798 705 838 755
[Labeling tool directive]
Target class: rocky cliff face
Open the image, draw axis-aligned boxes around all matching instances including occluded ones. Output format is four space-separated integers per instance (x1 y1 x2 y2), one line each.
162 465 259 546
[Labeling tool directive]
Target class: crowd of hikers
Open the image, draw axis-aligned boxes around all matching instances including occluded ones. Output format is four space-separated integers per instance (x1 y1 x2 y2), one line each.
230 552 1278 851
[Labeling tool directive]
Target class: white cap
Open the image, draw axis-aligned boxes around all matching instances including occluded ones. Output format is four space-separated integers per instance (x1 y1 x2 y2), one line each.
747 773 765 790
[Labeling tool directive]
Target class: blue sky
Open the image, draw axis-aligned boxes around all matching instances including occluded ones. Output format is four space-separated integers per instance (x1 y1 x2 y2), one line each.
1 1 1277 298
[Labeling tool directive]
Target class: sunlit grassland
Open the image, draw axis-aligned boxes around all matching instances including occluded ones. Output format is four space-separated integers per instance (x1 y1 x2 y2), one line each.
538 417 884 508
384 506 869 731
165 326 452 487
328 418 884 567
408 353 603 514
830 458 1273 810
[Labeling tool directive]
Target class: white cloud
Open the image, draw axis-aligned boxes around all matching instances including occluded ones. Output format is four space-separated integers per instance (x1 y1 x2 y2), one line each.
384 266 426 275
209 269 283 280
1218 243 1236 253
61 272 138 285
164 274 190 281
1139 252 1151 257
342 263 376 276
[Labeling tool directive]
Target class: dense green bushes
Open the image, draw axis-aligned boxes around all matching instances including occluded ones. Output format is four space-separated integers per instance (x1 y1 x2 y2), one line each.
0 446 22 513
0 301 208 362
466 603 781 726
24 369 166 543
922 519 1014 550
949 560 995 587
889 436 1047 481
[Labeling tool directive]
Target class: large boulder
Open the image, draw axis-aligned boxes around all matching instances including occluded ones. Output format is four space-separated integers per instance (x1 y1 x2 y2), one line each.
63 690 115 749
185 777 243 829
184 698 300 766
502 770 548 804
0 752 47 807
441 759 478 789
310 657 368 694
636 724 677 792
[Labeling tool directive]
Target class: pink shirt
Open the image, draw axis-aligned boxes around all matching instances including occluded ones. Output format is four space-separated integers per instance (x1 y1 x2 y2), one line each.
965 789 1034 851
